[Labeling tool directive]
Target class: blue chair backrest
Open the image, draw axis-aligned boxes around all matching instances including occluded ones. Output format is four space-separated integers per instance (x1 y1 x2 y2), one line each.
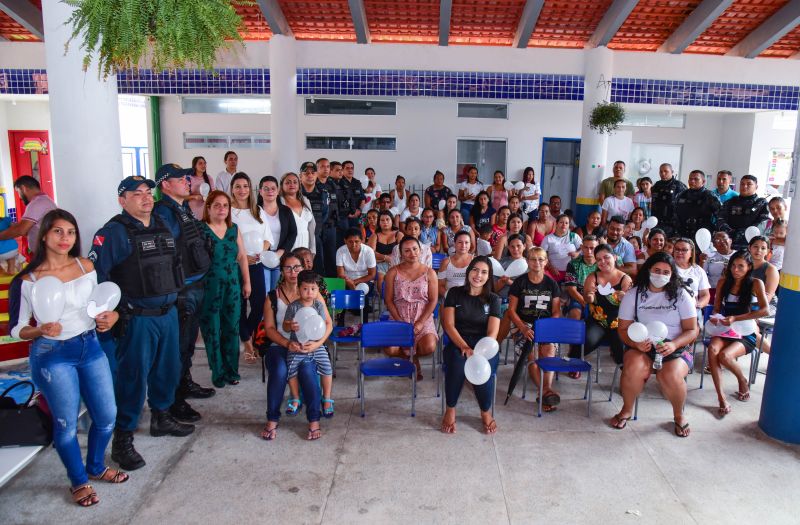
331 290 365 311
533 318 586 345
361 321 414 349
701 304 714 323
432 253 447 271
442 332 450 346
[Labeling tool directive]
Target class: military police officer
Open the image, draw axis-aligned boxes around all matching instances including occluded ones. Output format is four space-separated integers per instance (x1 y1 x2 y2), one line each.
673 169 721 239
153 165 216 424
651 163 687 236
717 174 770 250
89 174 193 472
318 159 343 276
299 161 329 274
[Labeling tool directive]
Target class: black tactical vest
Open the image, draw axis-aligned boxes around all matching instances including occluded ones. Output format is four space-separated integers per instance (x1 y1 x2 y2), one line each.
109 214 184 298
154 199 212 278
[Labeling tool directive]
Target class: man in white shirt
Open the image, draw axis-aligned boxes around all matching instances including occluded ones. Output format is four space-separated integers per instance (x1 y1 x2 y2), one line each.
214 150 238 194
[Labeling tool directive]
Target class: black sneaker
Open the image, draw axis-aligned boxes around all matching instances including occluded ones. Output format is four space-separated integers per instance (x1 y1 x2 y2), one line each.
180 380 216 399
150 409 195 437
169 399 202 422
111 430 146 471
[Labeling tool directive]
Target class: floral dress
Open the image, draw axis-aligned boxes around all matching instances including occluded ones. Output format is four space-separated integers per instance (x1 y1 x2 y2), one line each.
589 273 624 330
199 223 242 386
392 270 438 340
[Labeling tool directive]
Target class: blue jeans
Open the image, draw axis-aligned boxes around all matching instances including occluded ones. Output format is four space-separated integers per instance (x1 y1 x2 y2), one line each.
240 263 267 342
263 265 280 293
29 331 116 487
460 203 473 226
444 336 499 412
265 346 321 423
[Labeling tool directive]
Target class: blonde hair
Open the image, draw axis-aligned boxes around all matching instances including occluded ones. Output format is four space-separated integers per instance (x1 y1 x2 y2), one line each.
527 246 548 260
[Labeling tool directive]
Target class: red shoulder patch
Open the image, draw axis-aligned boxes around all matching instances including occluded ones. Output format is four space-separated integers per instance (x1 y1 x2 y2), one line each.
93 235 104 247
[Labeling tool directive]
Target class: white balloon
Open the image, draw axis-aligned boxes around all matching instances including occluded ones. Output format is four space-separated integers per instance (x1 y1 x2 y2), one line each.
260 250 280 268
745 226 761 243
199 183 210 198
32 276 66 324
505 258 529 279
504 181 514 191
514 181 525 191
304 314 327 341
705 321 729 337
294 306 318 327
489 257 504 278
355 282 370 295
86 282 122 318
244 231 263 255
732 319 757 336
473 337 499 359
438 199 446 210
628 322 649 343
389 207 400 216
645 321 668 342
464 354 491 385
644 216 658 229
695 228 712 253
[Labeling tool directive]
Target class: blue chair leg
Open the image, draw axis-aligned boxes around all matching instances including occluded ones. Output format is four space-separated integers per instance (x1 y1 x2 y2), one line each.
586 369 592 417
595 350 600 384
411 374 416 417
609 364 621 401
537 369 544 417
633 396 639 421
700 345 707 389
360 373 366 417
492 372 496 417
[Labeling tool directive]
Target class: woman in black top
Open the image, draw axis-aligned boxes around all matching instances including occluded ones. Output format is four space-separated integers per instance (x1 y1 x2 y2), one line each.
441 256 502 435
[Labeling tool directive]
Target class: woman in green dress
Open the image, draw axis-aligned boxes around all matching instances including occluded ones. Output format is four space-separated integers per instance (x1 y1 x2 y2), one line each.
200 190 251 387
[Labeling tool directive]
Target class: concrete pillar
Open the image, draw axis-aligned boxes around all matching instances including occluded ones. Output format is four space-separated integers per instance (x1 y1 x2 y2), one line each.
269 35 298 177
759 109 800 444
575 46 614 227
42 0 123 254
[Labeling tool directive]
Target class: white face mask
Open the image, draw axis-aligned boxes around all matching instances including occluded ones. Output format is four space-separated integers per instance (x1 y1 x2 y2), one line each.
649 273 671 288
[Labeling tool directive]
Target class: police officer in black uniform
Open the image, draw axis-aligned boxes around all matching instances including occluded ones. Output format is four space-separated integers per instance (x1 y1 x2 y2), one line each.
651 162 687 236
153 165 215 424
717 174 770 250
673 169 721 240
321 160 345 273
340 160 366 230
299 160 329 274
89 174 193 471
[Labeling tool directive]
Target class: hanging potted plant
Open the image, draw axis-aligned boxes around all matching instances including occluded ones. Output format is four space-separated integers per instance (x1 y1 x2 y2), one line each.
65 0 251 78
589 101 626 134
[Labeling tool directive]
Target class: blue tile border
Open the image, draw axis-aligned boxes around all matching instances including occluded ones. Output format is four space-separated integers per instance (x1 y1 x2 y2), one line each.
1 67 798 110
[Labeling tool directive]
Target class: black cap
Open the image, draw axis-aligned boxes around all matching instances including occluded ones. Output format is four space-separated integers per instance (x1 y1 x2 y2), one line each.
300 161 316 172
155 163 187 186
117 176 155 196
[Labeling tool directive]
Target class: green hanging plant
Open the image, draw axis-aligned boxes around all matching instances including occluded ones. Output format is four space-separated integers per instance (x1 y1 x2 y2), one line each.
64 0 252 78
589 101 626 134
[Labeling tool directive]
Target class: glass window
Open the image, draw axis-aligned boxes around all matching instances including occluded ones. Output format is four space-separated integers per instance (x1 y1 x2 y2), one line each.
457 103 508 119
305 98 396 115
181 97 271 114
622 111 685 128
183 133 271 149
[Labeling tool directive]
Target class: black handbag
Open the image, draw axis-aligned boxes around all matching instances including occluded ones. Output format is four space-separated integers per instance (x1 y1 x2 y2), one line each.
0 381 53 447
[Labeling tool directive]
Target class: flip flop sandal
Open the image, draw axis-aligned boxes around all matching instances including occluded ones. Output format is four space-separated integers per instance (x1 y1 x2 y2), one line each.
285 399 302 416
322 398 335 418
71 484 98 507
717 404 732 418
567 372 582 380
307 427 322 440
735 391 750 402
483 419 497 434
536 398 558 413
440 421 456 434
89 467 129 484
542 392 561 406
610 414 630 430
260 424 278 441
674 421 691 438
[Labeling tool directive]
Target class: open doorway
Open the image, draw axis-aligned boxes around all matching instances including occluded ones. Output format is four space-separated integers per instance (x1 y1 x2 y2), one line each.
541 138 580 212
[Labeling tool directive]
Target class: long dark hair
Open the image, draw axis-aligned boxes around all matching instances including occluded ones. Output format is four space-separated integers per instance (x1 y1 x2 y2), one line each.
720 250 755 312
633 251 683 304
257 175 279 209
460 255 494 304
471 191 491 219
16 209 81 280
191 156 210 186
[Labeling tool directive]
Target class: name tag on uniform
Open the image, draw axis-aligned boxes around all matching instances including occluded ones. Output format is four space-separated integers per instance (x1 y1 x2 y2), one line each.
141 239 156 251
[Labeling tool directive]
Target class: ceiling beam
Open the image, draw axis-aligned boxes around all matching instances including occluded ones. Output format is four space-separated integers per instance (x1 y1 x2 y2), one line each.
255 0 293 36
438 0 452 46
513 0 545 48
658 0 733 54
0 0 44 40
348 0 370 44
586 0 638 48
726 0 800 58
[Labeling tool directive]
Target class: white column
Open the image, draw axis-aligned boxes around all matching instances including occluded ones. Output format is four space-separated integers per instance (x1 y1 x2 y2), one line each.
41 0 123 254
269 35 298 177
575 46 614 226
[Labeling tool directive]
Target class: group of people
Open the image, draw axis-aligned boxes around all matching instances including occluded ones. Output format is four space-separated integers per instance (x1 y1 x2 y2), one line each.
6 153 788 507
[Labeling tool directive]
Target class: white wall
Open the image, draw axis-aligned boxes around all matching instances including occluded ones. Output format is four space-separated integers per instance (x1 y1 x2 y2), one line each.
749 112 797 187
718 113 756 183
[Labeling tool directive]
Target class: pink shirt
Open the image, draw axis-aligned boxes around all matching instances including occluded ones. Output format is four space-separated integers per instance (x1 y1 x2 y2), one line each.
22 193 57 250
188 174 214 220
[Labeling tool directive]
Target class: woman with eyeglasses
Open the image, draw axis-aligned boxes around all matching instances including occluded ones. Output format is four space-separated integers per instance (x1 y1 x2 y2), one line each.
614 252 698 437
673 238 710 310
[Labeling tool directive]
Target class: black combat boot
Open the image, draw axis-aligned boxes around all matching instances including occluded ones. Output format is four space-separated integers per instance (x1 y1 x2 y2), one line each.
169 399 202 422
179 372 216 399
111 429 146 471
150 409 195 437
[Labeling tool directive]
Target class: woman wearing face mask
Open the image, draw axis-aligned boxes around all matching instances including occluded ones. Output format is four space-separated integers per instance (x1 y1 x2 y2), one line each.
706 250 769 417
613 252 698 437
673 239 710 310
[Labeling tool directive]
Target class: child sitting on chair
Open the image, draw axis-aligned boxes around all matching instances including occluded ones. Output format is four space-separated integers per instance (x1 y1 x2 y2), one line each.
283 270 335 427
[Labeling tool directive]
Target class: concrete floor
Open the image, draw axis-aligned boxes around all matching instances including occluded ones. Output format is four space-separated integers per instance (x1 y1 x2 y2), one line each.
1 345 799 525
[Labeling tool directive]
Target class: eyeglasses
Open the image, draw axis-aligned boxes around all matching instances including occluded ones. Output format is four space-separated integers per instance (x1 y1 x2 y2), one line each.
282 265 303 272
673 248 690 253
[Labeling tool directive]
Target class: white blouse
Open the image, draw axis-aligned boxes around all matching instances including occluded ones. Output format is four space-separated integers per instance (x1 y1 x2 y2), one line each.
281 196 317 253
12 271 97 341
232 207 274 255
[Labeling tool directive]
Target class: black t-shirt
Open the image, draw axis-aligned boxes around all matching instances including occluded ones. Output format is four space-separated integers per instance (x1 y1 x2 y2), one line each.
508 273 561 324
444 287 502 339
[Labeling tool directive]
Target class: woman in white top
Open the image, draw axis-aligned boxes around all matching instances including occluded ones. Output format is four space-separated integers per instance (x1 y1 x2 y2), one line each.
438 230 473 297
673 238 710 310
10 209 123 507
458 166 484 224
390 175 410 214
540 214 582 280
360 167 382 216
519 167 541 219
390 218 433 268
399 193 423 230
279 172 316 253
601 179 636 224
230 173 273 360
614 252 698 436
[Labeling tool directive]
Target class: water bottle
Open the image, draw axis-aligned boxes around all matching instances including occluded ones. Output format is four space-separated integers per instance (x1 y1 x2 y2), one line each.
653 352 663 370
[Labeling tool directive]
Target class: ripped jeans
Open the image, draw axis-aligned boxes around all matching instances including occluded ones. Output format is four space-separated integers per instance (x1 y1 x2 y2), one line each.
29 331 117 487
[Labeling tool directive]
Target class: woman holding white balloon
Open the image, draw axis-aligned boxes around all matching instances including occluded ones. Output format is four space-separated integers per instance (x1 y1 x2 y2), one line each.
186 156 215 220
200 190 252 387
10 209 124 507
492 234 528 301
614 252 698 436
540 214 582 281
441 256 502 434
673 238 710 309
706 250 769 417
438 231 474 297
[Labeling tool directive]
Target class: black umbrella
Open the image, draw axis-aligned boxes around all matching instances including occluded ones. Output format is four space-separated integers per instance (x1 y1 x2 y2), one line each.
504 339 534 405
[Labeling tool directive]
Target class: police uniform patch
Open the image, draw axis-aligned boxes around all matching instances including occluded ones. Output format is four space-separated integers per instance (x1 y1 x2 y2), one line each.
93 235 104 246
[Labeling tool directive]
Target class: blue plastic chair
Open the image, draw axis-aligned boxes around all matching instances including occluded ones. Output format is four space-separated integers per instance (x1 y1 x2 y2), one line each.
330 290 365 377
359 321 417 417
379 304 439 381
432 253 447 271
533 318 592 417
697 305 714 389
438 333 497 416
